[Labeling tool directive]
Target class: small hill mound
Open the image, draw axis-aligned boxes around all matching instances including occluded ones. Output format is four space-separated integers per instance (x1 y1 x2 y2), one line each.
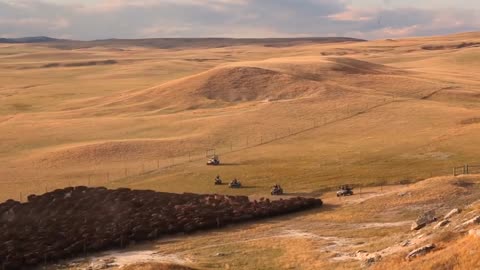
188 66 322 102
96 57 398 114
101 66 329 112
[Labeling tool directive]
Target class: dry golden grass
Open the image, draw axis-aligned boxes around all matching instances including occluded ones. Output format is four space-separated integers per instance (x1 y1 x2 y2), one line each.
373 235 480 270
80 175 478 270
1 32 480 202
2 32 480 268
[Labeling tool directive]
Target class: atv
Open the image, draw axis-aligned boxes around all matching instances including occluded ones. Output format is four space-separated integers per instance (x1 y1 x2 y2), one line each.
271 185 284 195
229 180 242 188
336 185 354 197
207 155 220 166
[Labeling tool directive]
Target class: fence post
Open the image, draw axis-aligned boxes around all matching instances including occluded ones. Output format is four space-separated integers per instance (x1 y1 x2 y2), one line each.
453 167 456 176
465 164 469 175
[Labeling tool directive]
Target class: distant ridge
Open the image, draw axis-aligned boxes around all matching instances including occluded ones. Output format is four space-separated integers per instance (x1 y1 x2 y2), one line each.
0 36 63 43
55 37 366 49
0 36 365 49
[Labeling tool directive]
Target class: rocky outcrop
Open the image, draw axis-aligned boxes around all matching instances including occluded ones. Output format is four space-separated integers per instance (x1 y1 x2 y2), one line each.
411 210 437 230
406 244 436 260
0 187 322 269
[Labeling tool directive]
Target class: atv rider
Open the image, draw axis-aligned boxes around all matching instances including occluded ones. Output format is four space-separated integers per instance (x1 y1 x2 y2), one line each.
271 184 282 194
215 175 222 184
230 178 241 187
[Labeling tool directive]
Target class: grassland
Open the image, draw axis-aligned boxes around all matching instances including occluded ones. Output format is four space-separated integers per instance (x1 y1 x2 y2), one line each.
2 32 480 269
1 33 480 202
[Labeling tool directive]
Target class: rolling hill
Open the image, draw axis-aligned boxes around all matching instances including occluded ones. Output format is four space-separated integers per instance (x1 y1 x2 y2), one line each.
0 31 480 269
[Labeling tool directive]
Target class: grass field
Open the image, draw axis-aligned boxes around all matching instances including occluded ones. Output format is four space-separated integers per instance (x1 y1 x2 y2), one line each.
2 33 480 202
2 32 480 269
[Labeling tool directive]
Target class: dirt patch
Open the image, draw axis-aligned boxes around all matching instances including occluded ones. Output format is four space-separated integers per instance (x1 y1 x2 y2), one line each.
41 60 117 68
421 42 480 50
460 117 480 125
54 250 193 269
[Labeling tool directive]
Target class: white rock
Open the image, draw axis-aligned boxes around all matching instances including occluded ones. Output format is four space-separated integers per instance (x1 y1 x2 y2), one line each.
444 208 461 220
434 220 450 230
462 216 480 227
406 244 436 260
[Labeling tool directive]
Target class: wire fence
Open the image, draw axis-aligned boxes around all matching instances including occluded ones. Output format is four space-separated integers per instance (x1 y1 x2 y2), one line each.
0 96 473 203
453 164 480 176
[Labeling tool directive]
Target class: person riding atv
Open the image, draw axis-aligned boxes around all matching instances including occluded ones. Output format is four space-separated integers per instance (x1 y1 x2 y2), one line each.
207 155 220 166
214 175 222 185
271 184 284 195
229 178 242 188
337 185 354 197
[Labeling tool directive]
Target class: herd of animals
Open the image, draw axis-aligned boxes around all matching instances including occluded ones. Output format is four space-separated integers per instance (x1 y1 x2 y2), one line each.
0 187 323 269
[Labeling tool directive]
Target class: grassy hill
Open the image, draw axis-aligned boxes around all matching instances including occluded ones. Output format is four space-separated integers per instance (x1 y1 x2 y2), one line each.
1 32 480 201
1 32 480 269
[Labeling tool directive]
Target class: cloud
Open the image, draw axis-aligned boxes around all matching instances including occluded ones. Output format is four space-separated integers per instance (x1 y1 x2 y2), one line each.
0 0 478 40
328 6 375 22
75 0 248 13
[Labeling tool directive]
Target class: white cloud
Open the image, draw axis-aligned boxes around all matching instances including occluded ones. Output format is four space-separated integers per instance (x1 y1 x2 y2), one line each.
0 0 478 39
75 0 248 13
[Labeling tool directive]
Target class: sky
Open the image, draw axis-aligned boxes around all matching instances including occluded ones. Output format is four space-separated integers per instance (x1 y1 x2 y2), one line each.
0 0 479 40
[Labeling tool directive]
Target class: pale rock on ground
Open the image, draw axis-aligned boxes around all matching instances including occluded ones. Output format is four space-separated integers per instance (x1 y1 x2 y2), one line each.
444 208 461 220
406 244 436 260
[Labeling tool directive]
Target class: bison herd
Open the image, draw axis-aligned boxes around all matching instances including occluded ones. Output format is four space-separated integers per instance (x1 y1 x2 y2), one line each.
0 186 322 269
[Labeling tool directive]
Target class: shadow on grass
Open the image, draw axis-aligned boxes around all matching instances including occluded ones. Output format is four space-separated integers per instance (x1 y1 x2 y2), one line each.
216 163 242 166
285 190 325 197
237 185 258 189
